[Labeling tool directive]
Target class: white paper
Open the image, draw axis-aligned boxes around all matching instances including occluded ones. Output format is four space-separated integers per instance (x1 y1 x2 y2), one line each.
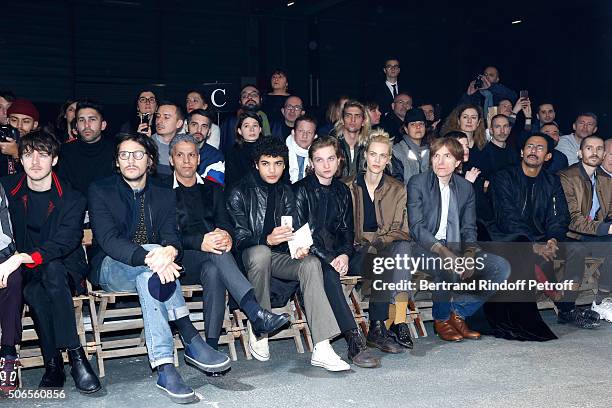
288 223 314 258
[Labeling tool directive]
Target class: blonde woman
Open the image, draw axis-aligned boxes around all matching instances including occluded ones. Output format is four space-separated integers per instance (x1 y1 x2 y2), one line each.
343 129 412 352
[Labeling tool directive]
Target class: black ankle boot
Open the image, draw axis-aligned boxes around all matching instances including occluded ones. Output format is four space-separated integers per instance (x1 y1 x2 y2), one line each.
345 328 380 368
68 347 101 394
39 352 66 388
366 321 404 354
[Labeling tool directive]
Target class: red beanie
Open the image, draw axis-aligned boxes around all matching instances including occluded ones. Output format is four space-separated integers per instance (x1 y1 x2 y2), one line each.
7 99 40 123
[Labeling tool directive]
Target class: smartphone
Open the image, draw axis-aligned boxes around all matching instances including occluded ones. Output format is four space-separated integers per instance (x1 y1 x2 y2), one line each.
140 113 150 124
519 90 529 99
281 216 293 229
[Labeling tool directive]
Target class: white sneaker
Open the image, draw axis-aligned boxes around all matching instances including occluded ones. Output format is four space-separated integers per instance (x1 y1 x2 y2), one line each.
247 321 270 361
592 300 612 323
310 340 350 372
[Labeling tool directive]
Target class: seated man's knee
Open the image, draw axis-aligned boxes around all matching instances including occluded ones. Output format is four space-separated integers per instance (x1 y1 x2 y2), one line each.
299 255 322 276
7 269 23 288
243 245 272 269
200 260 221 283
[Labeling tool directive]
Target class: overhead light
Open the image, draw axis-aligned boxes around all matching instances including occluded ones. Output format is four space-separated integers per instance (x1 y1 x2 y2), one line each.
511 20 522 24
287 1 295 6
152 83 167 87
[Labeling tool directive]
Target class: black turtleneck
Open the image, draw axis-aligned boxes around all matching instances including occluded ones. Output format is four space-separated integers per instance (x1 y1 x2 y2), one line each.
57 137 116 195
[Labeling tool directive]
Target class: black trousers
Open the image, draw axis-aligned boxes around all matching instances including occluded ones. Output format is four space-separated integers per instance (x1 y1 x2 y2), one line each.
180 250 252 340
23 258 82 363
348 248 389 322
0 268 23 347
321 263 357 334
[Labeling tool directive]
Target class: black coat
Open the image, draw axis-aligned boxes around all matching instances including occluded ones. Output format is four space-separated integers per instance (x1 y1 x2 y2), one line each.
367 81 407 116
293 174 354 264
490 165 569 242
226 172 295 253
88 174 182 284
173 178 233 250
1 172 87 289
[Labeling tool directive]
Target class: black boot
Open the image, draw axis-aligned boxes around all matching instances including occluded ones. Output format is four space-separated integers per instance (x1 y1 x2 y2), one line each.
68 347 101 394
366 321 404 354
389 323 414 349
39 352 66 388
345 328 380 368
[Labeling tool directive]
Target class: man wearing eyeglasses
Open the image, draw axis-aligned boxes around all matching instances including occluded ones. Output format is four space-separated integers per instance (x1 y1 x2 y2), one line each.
286 114 317 183
271 95 305 140
219 84 272 154
88 133 231 403
367 57 407 116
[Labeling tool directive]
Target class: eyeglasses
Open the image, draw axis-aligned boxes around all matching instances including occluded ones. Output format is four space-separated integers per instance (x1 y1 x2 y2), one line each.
525 144 545 153
284 104 303 111
385 64 400 70
240 91 260 99
118 150 146 160
395 100 412 106
138 97 157 104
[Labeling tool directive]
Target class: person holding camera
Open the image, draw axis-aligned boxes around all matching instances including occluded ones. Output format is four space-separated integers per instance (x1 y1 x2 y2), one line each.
1 99 40 177
461 66 518 120
118 89 158 137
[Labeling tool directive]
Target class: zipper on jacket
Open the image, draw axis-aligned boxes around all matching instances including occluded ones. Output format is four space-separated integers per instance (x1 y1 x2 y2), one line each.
553 196 557 216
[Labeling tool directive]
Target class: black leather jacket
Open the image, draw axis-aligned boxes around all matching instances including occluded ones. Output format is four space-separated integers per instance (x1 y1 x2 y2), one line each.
226 172 295 253
293 174 355 264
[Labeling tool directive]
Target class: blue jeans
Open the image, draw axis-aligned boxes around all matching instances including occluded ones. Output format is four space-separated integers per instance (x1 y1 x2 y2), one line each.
412 244 511 321
98 244 189 368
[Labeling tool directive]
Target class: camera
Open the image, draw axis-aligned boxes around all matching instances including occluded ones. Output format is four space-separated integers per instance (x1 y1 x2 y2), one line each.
474 74 484 90
0 124 19 143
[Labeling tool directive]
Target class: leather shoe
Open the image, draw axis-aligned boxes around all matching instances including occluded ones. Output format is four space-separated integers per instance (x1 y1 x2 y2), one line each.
448 312 481 340
250 309 290 337
433 320 463 342
366 321 404 354
389 323 414 349
39 352 66 388
68 347 101 394
345 328 380 368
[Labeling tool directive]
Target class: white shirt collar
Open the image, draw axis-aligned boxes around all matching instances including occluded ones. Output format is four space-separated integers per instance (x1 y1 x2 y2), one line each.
173 173 204 189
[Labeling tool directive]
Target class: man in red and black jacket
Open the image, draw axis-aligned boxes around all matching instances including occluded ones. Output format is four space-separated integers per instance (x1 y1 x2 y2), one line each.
0 130 101 393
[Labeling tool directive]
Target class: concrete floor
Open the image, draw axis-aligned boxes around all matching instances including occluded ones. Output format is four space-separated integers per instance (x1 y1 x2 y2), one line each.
7 310 612 408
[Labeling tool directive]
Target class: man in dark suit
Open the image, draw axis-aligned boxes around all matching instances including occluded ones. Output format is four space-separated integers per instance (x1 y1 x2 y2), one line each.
407 137 510 342
368 57 406 116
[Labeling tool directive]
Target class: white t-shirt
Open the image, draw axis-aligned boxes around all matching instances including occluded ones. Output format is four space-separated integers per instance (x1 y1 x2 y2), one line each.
435 182 450 240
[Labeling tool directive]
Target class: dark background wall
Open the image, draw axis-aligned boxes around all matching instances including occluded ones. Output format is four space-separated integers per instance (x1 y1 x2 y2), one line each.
1 0 609 136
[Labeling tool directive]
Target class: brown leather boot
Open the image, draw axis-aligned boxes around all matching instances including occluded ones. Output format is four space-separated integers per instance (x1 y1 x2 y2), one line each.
448 312 481 340
433 320 463 342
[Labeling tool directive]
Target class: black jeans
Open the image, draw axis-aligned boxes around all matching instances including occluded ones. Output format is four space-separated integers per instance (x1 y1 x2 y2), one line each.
321 263 357 333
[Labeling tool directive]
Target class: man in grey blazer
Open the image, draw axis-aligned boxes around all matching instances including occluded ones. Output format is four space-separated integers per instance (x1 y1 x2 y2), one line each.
407 136 511 342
